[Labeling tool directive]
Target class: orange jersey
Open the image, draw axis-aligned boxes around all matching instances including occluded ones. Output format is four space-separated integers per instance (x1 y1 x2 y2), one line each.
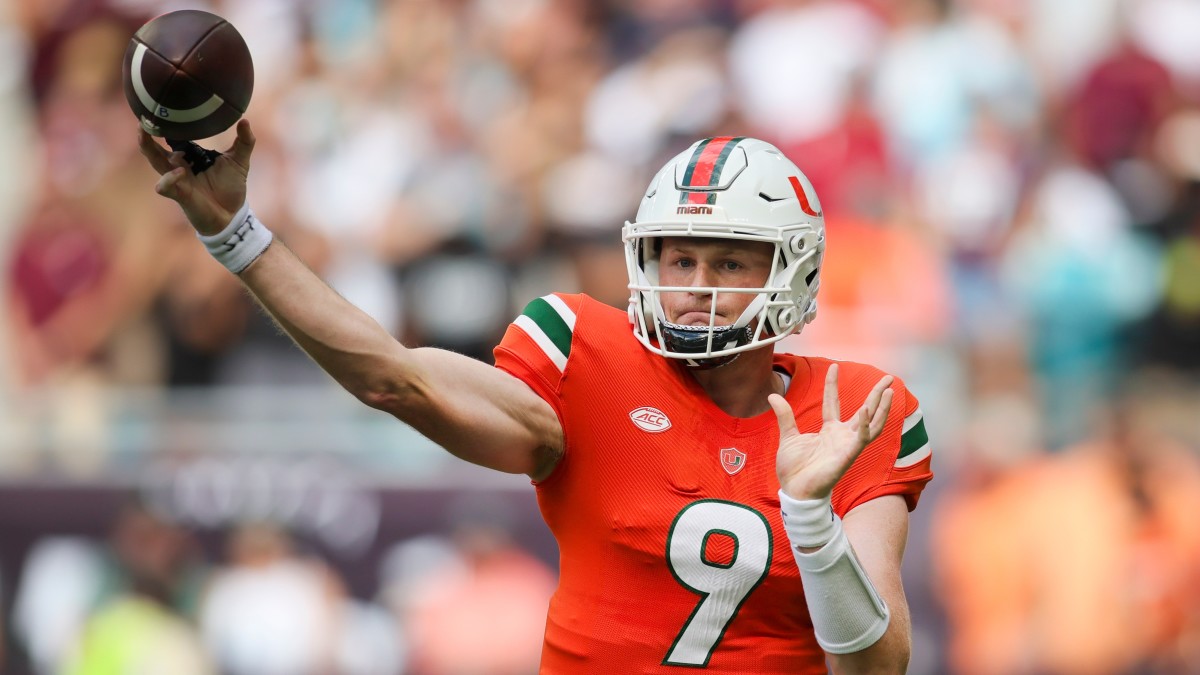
494 293 933 674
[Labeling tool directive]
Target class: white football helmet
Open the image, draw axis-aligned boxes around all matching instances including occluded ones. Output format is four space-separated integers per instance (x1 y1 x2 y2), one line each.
623 136 826 367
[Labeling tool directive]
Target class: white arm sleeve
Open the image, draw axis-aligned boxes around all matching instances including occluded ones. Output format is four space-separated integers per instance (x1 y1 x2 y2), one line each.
780 490 890 654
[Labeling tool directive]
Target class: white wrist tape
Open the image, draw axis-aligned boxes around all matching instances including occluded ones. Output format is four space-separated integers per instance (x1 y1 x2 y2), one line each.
198 201 273 274
779 489 838 548
780 490 890 654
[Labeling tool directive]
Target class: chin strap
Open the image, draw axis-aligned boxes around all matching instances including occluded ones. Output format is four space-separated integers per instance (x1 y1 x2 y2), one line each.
681 354 740 370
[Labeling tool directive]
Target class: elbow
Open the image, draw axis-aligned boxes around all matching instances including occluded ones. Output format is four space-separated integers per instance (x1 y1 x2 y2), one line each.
346 350 427 415
354 377 422 415
356 386 402 412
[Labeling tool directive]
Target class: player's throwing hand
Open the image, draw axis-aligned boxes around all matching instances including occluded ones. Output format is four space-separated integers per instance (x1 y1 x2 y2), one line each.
137 119 255 235
770 364 894 501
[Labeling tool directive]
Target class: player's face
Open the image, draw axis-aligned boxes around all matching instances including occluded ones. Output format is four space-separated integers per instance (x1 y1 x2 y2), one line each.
657 237 774 326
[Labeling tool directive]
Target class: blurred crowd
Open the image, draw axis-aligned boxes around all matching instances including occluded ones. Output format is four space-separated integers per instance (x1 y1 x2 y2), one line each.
9 498 555 675
2 0 1200 672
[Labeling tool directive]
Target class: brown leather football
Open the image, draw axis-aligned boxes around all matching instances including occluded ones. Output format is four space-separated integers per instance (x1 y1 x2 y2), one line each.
121 10 253 141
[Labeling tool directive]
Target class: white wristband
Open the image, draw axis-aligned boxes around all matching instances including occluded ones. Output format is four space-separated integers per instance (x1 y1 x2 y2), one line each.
198 201 273 274
779 489 837 549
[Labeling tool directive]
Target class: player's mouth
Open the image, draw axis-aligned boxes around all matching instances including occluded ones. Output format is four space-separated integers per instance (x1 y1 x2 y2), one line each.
673 310 727 326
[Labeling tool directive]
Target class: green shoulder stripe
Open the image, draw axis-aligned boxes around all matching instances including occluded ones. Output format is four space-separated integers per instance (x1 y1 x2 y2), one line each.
899 418 928 459
521 296 574 360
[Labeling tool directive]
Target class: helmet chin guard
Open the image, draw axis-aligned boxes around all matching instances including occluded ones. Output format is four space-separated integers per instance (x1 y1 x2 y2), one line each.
659 322 750 369
623 137 826 366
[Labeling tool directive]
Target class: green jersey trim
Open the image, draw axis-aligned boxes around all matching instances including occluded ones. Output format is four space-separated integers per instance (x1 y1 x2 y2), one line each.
513 294 577 373
896 408 930 468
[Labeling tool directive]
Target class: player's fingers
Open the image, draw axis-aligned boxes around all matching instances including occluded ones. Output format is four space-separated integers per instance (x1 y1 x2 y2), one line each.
137 129 173 175
154 166 187 198
850 374 892 436
227 119 255 169
867 389 894 439
822 364 840 423
853 405 872 441
768 393 800 440
166 150 190 170
860 375 893 422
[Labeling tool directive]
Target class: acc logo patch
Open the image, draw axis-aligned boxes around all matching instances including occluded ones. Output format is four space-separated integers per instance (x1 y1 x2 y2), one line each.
720 447 747 475
629 406 671 433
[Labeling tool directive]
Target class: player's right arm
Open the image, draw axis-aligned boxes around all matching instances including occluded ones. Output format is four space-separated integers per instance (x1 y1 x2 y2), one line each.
137 121 564 480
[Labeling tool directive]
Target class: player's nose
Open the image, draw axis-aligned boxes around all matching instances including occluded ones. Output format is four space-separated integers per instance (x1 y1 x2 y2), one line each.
689 262 720 291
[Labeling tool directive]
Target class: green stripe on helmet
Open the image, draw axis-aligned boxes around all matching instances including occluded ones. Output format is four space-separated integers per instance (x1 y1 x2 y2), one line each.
677 136 746 204
679 138 714 204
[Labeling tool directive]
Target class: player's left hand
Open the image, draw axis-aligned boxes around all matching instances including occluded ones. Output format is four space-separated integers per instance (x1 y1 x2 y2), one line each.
769 364 893 501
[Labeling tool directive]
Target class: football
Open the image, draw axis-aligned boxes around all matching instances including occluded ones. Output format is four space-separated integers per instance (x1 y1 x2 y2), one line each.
121 10 253 141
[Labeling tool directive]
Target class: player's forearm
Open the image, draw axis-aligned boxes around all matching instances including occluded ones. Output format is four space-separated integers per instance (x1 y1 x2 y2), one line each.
237 240 418 406
781 493 912 673
826 602 911 675
823 497 912 674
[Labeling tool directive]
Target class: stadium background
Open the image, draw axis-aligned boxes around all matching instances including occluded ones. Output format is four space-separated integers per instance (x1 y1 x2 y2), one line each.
2 0 1200 673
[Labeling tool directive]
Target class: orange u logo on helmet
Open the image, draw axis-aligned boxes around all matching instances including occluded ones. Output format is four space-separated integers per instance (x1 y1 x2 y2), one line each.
788 176 822 218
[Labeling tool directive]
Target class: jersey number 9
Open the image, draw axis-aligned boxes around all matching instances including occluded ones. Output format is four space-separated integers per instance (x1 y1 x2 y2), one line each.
664 500 774 667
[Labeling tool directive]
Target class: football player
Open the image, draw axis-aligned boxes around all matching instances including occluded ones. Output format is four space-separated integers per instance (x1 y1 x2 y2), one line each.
140 123 933 674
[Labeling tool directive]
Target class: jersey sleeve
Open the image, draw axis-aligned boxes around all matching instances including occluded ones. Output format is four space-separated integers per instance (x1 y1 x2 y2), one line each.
492 292 583 419
831 365 934 516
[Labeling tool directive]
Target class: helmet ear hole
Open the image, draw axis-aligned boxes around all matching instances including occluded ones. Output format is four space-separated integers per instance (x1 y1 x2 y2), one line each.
776 306 796 329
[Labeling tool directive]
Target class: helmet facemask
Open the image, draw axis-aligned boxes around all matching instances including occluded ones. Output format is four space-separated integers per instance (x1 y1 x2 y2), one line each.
625 225 823 367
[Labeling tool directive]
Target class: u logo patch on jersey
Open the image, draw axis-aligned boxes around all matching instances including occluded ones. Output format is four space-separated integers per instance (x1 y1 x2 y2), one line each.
720 447 746 475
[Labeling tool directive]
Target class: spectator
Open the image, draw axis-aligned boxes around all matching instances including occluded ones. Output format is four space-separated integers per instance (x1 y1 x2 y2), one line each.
400 499 556 675
199 524 345 675
64 505 213 675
